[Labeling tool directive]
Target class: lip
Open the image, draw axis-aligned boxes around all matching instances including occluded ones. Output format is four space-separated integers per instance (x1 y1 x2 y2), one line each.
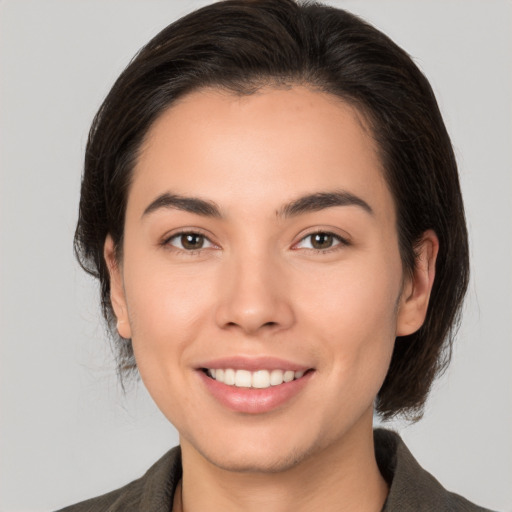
196 356 311 372
196 357 314 414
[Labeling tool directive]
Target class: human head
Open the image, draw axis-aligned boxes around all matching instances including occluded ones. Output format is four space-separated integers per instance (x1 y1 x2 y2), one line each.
74 0 469 420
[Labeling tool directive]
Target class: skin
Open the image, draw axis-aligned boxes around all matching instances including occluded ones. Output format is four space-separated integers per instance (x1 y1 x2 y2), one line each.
105 86 438 512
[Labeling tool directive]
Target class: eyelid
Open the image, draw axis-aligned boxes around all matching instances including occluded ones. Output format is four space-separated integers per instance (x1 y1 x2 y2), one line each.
161 228 219 253
292 228 351 252
159 227 350 254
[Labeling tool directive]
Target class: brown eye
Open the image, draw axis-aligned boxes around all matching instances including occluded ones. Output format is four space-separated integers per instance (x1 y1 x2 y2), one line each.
165 231 215 252
294 231 347 252
310 233 334 250
181 233 204 250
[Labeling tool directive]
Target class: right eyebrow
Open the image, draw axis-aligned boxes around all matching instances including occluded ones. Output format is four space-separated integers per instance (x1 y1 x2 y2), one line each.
141 193 223 220
277 190 373 219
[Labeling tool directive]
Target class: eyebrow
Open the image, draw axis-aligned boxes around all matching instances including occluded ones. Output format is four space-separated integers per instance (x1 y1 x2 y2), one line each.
141 190 373 219
277 190 373 218
142 193 222 219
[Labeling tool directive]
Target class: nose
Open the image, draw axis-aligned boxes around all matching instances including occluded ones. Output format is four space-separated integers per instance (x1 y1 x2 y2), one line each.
214 249 295 336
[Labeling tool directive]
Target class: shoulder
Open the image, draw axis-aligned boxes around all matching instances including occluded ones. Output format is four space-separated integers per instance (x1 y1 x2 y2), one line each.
375 429 496 512
54 446 181 512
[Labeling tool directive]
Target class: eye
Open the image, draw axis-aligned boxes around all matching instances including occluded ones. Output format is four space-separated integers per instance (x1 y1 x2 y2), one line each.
164 231 216 252
294 231 348 252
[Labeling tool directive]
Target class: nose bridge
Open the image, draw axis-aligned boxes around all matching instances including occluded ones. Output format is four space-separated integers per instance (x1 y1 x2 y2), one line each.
214 241 294 335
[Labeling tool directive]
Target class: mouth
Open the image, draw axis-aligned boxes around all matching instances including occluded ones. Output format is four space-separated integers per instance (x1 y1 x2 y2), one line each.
197 359 315 414
202 368 310 389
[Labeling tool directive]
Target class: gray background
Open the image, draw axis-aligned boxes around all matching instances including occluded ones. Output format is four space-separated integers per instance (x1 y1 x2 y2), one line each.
1 1 510 511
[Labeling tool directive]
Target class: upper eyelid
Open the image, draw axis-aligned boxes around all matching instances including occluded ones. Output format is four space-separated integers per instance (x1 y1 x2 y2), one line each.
293 231 349 249
163 228 215 244
162 228 349 250
294 227 351 245
162 232 217 256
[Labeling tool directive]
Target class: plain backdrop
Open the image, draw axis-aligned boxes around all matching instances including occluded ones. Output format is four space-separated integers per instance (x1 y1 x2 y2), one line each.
0 1 510 511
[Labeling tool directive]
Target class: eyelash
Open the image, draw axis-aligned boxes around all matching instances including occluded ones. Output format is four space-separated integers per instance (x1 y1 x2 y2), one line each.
294 230 350 254
161 230 216 256
161 229 350 256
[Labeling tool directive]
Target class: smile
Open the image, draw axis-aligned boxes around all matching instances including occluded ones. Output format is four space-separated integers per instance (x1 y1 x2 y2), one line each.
205 368 306 388
197 359 314 414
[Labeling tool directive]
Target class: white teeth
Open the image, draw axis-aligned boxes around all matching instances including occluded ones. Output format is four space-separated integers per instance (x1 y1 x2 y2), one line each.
206 368 306 388
283 370 294 383
252 370 270 389
235 369 252 387
224 368 236 385
270 369 284 386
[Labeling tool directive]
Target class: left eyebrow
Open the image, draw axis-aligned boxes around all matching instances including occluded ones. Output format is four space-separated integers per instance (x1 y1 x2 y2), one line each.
142 193 223 219
277 190 374 218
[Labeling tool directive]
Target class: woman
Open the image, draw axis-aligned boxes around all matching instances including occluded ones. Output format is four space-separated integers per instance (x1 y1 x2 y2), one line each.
58 0 495 510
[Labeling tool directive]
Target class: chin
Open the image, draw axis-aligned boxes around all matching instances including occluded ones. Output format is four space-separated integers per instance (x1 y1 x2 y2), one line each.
186 424 329 475
201 443 315 474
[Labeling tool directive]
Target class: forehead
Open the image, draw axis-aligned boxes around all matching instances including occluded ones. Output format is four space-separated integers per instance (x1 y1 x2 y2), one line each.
129 86 394 222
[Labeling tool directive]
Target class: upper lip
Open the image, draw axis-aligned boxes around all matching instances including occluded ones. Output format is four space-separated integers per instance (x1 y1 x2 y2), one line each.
196 356 312 372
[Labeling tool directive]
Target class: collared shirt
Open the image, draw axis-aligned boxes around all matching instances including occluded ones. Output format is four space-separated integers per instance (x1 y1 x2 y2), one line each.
56 429 496 511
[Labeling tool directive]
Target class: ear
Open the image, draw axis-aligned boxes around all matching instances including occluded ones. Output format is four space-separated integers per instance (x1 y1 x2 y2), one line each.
396 229 439 336
104 235 132 339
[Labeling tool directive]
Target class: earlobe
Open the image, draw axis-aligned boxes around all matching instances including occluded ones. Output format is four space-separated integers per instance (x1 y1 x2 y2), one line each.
396 229 439 337
104 235 132 339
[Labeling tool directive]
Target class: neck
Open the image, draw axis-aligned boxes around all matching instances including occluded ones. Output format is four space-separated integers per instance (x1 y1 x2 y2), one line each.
177 411 388 512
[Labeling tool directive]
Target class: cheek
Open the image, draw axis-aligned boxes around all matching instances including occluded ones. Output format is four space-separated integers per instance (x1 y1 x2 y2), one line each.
122 252 217 364
122 259 218 421
298 255 401 329
296 254 401 380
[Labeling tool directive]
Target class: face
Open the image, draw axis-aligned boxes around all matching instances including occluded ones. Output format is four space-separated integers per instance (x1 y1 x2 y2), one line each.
106 86 433 472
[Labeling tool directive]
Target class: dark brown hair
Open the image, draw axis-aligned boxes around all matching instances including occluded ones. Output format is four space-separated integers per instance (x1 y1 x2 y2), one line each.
74 0 469 420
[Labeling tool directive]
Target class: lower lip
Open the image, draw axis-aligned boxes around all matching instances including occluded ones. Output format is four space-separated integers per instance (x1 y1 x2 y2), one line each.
198 370 313 414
